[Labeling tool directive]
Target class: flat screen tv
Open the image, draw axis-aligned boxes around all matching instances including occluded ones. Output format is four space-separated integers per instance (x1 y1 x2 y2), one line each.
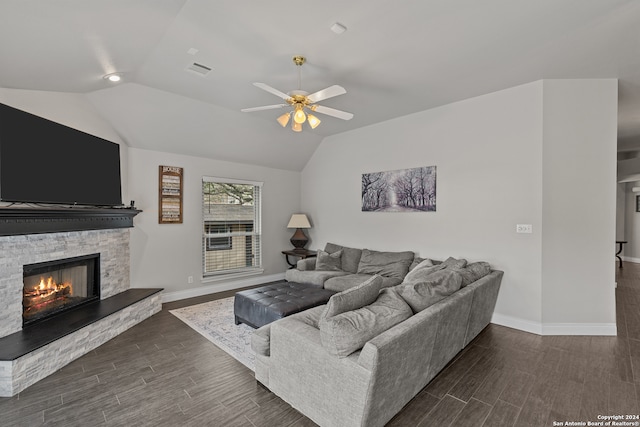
0 102 123 207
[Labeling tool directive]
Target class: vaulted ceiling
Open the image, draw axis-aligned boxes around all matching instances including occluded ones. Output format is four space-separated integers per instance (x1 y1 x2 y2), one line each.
1 0 639 171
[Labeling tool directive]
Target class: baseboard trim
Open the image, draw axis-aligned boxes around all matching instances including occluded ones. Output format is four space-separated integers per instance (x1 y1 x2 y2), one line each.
622 256 640 264
541 323 617 336
491 313 616 336
491 313 542 335
161 272 286 303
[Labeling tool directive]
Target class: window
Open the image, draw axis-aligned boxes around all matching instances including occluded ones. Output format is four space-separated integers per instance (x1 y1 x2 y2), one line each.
202 177 262 276
205 224 232 251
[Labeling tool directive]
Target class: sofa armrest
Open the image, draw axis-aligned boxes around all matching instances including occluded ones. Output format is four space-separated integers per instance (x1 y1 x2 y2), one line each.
251 324 271 356
268 316 372 427
297 257 317 271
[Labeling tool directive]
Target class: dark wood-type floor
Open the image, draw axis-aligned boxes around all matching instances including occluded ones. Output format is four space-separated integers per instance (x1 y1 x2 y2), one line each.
2 264 640 426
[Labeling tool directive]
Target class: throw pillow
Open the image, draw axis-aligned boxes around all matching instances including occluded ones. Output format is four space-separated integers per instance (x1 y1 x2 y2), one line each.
319 287 413 357
409 256 426 271
320 275 384 320
356 249 414 279
458 261 491 287
315 249 343 271
324 242 344 254
397 269 464 313
441 256 468 270
324 242 363 274
403 258 442 283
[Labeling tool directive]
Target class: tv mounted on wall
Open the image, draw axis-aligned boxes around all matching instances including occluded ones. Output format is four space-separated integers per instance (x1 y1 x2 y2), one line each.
0 102 123 207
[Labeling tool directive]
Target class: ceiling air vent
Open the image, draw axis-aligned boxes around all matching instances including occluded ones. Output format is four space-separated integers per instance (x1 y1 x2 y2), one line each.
186 62 212 77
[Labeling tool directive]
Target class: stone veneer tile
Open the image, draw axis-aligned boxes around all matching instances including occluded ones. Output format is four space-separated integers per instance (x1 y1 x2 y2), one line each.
0 229 131 338
1 293 162 397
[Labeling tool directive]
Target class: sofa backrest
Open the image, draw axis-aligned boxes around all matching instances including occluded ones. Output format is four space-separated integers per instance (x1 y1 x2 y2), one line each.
356 249 415 280
324 242 363 274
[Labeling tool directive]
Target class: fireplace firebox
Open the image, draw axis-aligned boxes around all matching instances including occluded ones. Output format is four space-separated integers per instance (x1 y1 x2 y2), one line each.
22 254 100 326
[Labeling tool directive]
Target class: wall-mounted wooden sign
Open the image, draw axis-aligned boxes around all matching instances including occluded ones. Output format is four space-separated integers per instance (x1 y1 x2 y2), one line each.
159 165 183 224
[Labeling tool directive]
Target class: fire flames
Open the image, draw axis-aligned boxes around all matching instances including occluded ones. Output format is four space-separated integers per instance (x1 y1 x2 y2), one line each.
23 276 73 309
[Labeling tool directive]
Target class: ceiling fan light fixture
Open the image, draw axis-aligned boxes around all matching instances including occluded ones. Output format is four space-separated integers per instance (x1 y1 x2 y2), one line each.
242 56 353 133
277 112 291 127
307 114 321 129
293 105 307 124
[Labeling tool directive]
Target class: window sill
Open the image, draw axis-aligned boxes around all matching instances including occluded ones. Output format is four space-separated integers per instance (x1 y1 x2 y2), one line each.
202 268 265 284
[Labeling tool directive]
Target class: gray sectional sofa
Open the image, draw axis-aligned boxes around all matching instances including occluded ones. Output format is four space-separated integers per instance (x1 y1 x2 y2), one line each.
285 242 415 291
252 242 503 427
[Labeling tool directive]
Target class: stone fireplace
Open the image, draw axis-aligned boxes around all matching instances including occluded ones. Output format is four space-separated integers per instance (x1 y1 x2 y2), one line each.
0 228 131 339
0 207 161 397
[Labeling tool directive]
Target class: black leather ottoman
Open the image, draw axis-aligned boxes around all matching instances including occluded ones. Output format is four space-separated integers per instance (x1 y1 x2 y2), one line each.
234 281 336 328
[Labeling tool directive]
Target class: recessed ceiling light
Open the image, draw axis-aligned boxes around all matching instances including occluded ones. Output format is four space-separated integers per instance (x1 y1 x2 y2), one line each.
330 22 347 34
103 73 122 82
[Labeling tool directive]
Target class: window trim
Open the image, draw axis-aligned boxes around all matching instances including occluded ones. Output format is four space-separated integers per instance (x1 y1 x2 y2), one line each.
202 176 263 278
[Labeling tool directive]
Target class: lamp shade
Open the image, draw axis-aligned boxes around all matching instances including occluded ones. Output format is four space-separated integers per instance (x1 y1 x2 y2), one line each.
307 114 321 129
287 214 311 229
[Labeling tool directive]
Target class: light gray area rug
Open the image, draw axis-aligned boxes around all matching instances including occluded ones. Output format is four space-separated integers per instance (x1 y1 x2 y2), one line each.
169 296 255 371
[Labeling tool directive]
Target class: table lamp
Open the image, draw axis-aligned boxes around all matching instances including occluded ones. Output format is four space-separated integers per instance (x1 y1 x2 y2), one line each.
287 214 311 251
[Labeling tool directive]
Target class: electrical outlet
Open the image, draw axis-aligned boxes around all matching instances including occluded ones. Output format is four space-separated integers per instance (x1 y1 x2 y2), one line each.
516 224 533 234
188 276 194 284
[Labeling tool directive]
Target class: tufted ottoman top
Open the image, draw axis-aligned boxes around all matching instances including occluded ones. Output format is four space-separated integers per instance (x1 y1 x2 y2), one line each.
234 281 336 328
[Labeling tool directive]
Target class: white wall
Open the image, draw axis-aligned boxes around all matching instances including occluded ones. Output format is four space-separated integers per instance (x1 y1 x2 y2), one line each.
0 88 130 202
301 79 618 335
302 81 545 329
540 79 617 332
127 147 300 299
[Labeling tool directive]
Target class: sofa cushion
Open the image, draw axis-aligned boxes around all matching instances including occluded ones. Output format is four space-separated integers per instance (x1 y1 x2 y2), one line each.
324 274 402 292
458 262 492 287
356 249 414 279
284 269 349 287
288 304 326 329
316 249 343 271
319 287 413 357
321 275 384 319
325 242 363 274
397 269 464 313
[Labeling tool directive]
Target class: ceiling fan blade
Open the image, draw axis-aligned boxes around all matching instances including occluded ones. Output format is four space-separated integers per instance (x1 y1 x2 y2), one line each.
312 105 354 120
307 85 346 103
253 82 291 100
241 104 288 112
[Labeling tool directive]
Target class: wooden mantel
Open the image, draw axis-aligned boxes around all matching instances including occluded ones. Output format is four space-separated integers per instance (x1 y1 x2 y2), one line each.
0 207 142 236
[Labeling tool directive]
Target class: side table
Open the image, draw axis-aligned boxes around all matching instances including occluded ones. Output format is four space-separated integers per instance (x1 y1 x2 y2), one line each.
282 249 317 269
616 240 627 269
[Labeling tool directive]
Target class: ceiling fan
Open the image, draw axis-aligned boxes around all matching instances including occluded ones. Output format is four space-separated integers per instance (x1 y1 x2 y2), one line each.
241 56 353 132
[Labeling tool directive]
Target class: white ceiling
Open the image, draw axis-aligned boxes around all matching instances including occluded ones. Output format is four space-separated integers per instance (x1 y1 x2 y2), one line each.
1 0 639 171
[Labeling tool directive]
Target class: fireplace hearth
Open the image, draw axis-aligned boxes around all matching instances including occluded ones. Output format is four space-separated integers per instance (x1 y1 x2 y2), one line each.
22 254 100 326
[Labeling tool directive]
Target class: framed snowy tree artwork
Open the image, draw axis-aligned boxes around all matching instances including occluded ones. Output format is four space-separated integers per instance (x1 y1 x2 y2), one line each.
362 166 436 212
